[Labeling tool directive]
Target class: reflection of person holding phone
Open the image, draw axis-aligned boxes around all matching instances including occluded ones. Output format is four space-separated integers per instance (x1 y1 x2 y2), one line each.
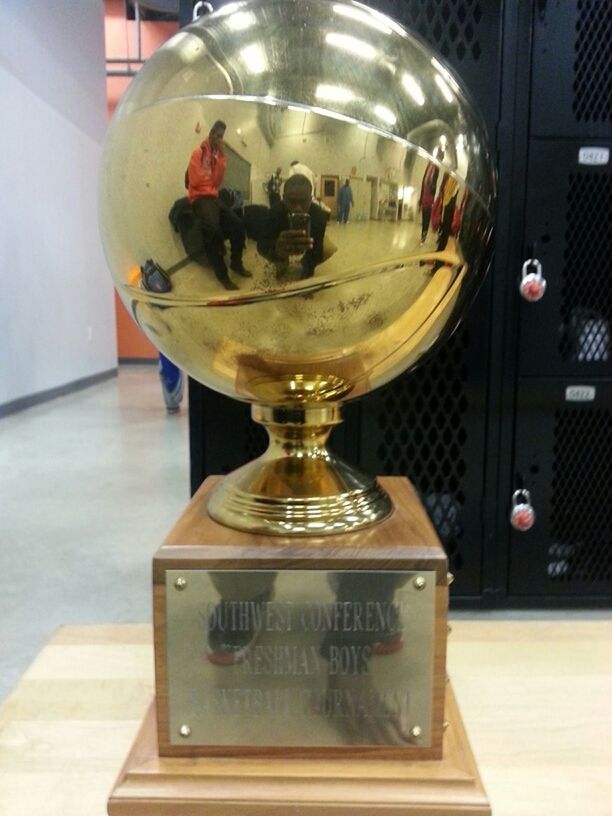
256 174 327 279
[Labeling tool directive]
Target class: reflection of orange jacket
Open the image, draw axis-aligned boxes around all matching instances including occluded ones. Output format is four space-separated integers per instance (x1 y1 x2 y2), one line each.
186 140 226 202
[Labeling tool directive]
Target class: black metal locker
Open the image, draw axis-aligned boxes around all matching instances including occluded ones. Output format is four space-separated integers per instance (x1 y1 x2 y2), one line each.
507 379 612 600
358 311 490 597
530 0 611 139
518 139 612 378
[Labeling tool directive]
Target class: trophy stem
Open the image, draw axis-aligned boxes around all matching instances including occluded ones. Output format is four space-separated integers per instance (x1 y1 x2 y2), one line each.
207 403 392 536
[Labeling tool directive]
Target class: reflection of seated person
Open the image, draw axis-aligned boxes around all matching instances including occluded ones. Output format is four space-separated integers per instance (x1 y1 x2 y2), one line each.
185 120 249 290
256 174 327 280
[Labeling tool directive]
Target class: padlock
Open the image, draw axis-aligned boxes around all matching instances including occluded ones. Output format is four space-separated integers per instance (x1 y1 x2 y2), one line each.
520 259 547 302
510 489 536 531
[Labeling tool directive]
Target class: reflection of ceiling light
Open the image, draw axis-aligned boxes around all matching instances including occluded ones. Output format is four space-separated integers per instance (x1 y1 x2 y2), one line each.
239 43 268 74
326 9 396 72
434 74 454 103
374 104 397 126
440 135 448 148
456 133 465 150
315 84 355 102
226 11 256 31
401 73 425 106
431 57 460 91
325 32 377 60
332 3 392 35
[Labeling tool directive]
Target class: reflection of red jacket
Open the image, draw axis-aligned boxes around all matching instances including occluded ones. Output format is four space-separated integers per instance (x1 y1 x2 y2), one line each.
186 139 226 202
419 161 439 209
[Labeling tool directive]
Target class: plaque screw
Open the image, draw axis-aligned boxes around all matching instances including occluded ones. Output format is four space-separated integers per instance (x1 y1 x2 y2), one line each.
174 577 187 591
410 725 422 741
447 624 453 635
446 674 450 685
179 724 192 738
447 572 455 586
443 720 450 731
413 576 426 591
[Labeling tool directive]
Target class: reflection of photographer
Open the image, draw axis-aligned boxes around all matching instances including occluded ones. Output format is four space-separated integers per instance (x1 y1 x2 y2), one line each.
257 174 327 279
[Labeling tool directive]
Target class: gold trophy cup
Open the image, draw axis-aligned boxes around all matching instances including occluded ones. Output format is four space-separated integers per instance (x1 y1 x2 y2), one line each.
99 0 494 537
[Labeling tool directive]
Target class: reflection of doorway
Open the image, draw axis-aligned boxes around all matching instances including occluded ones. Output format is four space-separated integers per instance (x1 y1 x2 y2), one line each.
224 143 251 202
320 175 339 219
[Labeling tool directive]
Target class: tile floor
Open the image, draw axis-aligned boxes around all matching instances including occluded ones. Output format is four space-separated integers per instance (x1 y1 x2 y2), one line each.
0 365 189 702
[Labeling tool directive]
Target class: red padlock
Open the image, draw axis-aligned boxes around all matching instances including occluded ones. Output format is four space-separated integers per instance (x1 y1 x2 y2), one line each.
510 489 536 531
520 259 547 302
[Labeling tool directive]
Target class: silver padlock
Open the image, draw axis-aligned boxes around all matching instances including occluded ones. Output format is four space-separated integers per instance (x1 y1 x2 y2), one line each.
520 259 547 302
510 489 536 531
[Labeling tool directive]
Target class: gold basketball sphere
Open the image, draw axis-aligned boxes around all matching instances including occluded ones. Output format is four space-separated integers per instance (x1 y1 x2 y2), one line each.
99 0 495 535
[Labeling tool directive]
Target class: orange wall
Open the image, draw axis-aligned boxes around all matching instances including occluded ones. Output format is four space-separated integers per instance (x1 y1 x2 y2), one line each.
105 0 178 359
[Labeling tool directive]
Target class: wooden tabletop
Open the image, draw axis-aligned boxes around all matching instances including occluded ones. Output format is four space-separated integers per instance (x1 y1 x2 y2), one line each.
0 620 610 816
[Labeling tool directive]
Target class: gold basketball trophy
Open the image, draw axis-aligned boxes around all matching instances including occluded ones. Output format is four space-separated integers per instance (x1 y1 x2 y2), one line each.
100 1 494 812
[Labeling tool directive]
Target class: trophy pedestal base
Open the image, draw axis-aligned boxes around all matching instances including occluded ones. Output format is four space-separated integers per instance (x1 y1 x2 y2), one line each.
108 684 491 815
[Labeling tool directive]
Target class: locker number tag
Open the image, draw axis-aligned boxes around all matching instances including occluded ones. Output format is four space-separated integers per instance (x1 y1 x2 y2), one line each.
578 147 609 166
565 386 596 402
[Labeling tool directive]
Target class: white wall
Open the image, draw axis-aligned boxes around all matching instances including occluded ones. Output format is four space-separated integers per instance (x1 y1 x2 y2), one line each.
0 1 117 408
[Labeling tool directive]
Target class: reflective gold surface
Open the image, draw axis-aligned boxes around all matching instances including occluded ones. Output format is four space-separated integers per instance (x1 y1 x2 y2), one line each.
207 403 393 534
166 569 436 747
99 0 495 534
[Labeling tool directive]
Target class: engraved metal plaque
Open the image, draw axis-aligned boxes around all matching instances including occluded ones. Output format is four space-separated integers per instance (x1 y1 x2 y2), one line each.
165 569 436 747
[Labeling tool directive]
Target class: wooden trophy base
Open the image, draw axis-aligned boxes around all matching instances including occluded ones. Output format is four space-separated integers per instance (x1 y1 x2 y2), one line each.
108 684 490 815
109 476 490 814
